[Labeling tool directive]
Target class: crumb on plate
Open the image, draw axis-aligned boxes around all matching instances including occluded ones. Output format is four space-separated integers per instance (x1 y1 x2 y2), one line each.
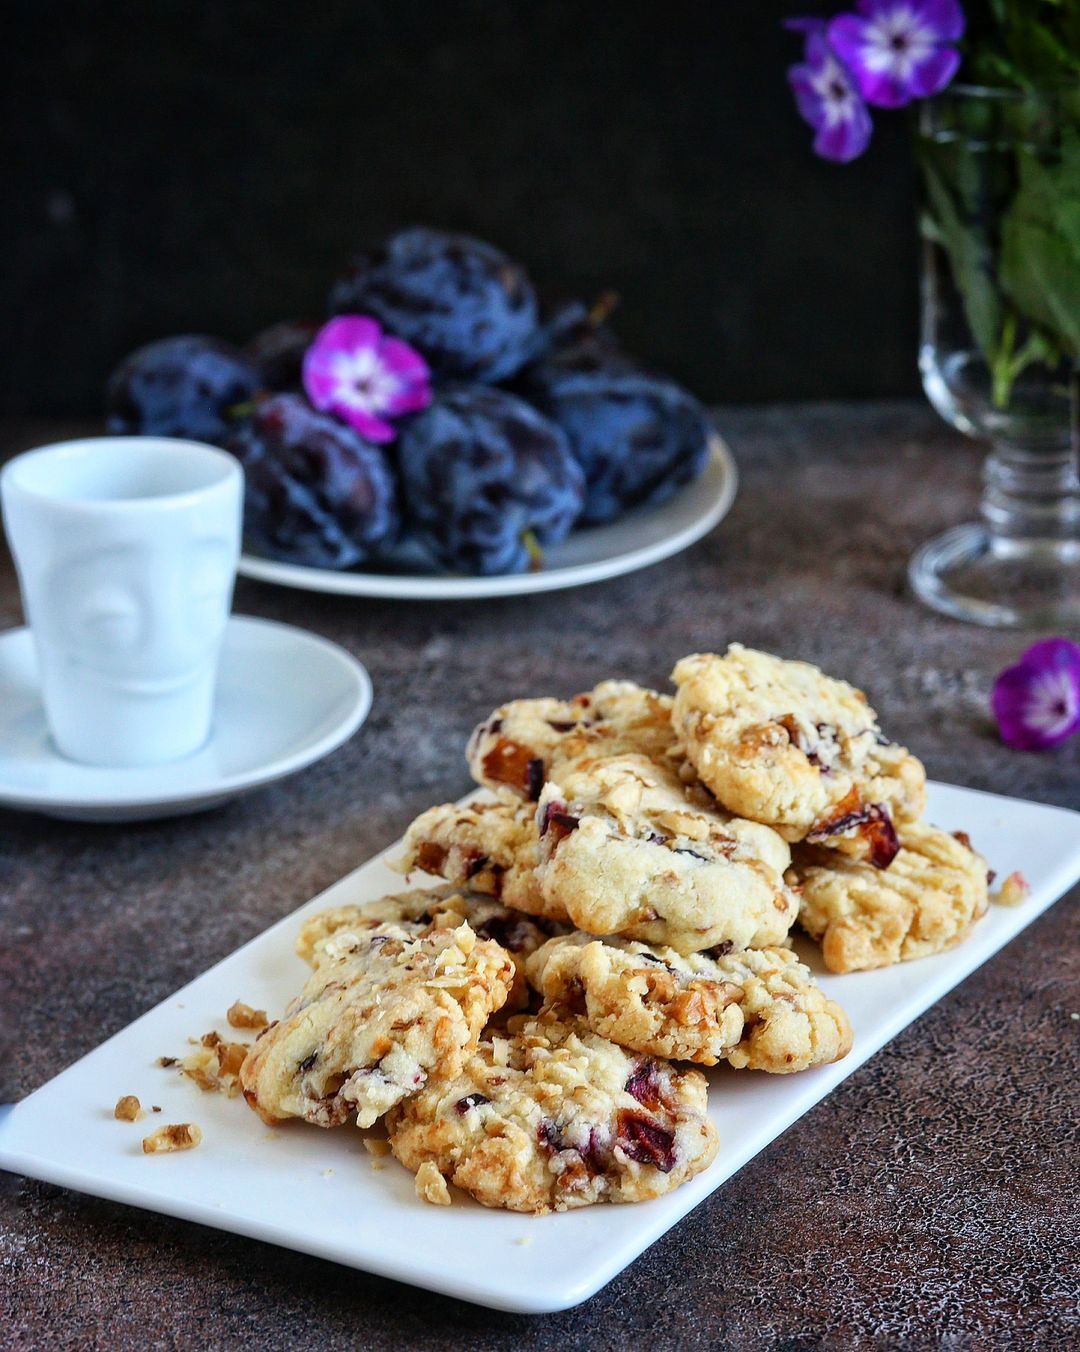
363 1138 392 1158
415 1160 452 1206
114 1095 143 1122
227 1000 268 1030
994 871 1030 907
142 1122 202 1154
180 1031 248 1097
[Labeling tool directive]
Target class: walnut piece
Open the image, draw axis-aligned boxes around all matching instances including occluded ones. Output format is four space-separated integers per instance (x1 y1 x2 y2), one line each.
180 1031 249 1096
142 1123 202 1154
114 1095 143 1122
227 1000 268 1030
414 1160 452 1206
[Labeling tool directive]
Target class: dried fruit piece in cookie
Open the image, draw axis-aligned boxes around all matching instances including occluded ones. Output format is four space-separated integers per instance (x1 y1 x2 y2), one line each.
527 933 852 1071
789 821 990 973
467 680 677 801
240 920 514 1129
394 800 556 919
385 1005 719 1213
296 885 561 1009
671 646 926 864
535 753 797 954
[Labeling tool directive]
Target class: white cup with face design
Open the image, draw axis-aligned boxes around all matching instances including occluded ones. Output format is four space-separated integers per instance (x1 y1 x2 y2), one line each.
1 437 243 767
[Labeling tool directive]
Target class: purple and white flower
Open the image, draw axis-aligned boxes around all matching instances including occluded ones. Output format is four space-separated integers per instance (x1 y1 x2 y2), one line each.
786 21 873 163
828 0 965 110
991 638 1080 752
302 315 432 444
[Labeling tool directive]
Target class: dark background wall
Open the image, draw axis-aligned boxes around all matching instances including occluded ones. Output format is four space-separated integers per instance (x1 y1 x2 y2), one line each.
6 0 921 416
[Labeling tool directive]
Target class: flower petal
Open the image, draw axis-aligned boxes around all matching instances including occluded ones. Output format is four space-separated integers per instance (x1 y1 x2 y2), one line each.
914 0 966 42
379 336 432 382
382 383 433 417
905 45 961 101
991 641 1080 752
815 104 873 162
336 406 398 444
1015 637 1080 676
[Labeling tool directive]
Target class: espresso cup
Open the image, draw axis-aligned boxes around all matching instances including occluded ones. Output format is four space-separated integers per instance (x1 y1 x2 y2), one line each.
1 437 243 767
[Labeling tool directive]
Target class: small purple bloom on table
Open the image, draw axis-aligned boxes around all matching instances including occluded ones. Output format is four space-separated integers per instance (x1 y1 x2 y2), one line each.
786 20 873 164
828 0 965 110
991 639 1080 752
302 315 432 444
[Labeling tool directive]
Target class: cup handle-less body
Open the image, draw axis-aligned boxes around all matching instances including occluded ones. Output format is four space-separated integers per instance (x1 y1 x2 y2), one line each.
1 437 243 767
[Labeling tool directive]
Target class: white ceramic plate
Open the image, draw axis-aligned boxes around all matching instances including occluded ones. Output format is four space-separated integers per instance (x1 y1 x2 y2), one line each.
1 783 1078 1312
237 436 736 600
0 616 372 822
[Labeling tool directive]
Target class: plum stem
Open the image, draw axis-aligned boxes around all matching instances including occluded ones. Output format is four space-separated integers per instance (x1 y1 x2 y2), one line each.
522 529 544 572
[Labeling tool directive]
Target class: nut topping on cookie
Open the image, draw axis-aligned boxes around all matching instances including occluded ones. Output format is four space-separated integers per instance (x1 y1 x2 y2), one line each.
527 932 852 1070
386 1005 719 1212
534 753 797 953
671 646 926 861
240 918 515 1129
789 820 990 972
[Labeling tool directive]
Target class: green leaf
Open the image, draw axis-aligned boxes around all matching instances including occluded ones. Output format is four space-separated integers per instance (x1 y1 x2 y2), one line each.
1000 214 1080 356
919 151 1003 362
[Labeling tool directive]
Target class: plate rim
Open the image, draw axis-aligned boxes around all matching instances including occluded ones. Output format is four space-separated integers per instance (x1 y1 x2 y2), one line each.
0 615 373 814
236 434 737 600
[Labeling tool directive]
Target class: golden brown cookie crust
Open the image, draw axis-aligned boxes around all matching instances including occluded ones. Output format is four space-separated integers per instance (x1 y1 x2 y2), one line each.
394 799 558 919
386 1005 719 1213
466 680 679 801
240 920 514 1130
789 820 990 972
527 934 852 1071
671 646 926 861
535 753 797 954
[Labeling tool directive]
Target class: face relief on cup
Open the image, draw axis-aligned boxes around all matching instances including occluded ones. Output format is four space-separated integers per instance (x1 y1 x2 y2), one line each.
0 437 243 767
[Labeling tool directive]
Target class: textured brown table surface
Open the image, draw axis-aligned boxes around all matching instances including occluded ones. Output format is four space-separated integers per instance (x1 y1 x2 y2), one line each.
1 404 1078 1351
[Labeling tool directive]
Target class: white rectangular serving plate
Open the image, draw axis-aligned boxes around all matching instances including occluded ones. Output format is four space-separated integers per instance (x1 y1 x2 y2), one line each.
3 782 1079 1314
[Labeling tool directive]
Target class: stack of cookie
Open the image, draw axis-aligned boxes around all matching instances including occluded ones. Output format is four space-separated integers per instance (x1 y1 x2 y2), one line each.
239 645 991 1214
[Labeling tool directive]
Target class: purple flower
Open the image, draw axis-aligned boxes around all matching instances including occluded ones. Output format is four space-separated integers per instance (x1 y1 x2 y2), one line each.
828 1 965 110
302 315 431 444
991 639 1080 752
786 21 873 164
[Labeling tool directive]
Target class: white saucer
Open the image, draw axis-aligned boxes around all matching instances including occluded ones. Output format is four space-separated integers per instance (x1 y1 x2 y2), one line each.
238 435 736 600
0 617 372 822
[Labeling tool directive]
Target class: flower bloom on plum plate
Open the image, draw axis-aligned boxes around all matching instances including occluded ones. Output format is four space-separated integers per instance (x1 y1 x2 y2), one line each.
991 638 1080 752
302 316 432 444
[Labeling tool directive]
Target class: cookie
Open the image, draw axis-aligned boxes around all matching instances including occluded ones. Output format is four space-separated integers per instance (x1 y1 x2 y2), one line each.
671 646 926 864
535 753 797 954
467 679 677 801
239 920 515 1129
385 1005 719 1212
395 799 557 920
789 821 990 972
527 933 852 1071
296 885 560 1009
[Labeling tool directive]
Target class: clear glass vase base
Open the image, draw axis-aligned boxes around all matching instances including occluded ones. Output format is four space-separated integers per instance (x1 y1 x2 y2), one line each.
909 524 1080 629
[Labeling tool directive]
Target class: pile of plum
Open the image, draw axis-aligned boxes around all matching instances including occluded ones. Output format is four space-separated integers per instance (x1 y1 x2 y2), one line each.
105 229 713 575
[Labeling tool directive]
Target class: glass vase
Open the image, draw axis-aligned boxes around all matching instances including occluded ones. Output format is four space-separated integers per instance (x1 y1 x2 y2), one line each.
910 83 1080 629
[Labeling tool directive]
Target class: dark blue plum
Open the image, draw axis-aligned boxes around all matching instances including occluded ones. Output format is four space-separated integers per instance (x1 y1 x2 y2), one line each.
524 336 712 525
225 394 399 569
106 335 260 443
242 320 319 392
329 229 540 383
396 385 584 575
